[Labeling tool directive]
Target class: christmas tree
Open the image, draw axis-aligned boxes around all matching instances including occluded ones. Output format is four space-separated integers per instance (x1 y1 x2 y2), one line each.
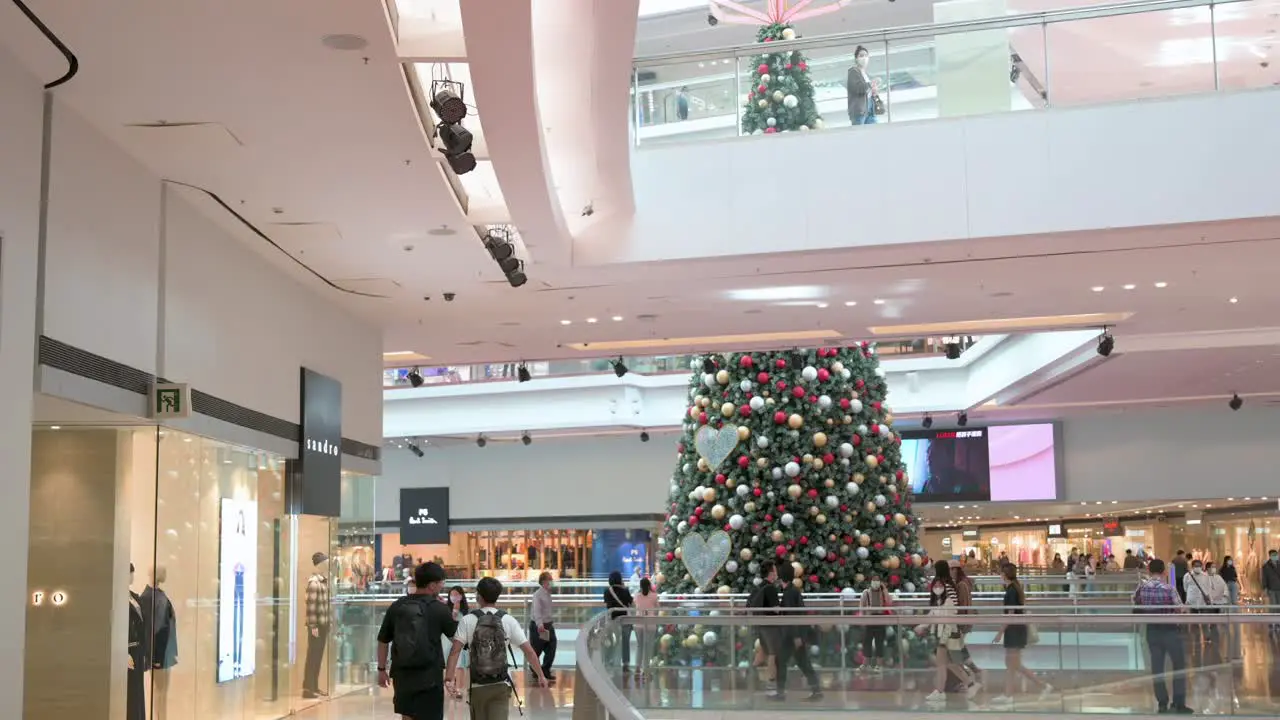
741 23 825 135
649 345 931 669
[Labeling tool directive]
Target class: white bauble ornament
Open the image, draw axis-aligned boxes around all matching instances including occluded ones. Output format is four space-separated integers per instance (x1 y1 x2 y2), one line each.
818 395 832 409
703 373 716 388
856 546 870 559
690 359 701 371
801 366 818 382
683 463 692 474
740 379 754 392
841 458 850 467
800 125 810 131
784 461 801 477
735 485 750 497
875 367 886 378
841 587 857 599
875 514 887 526
766 117 777 128
812 545 826 558
725 560 739 573
748 561 760 574
832 362 845 373
757 435 770 448
781 513 795 527
857 424 869 435
781 27 796 40
874 494 887 507
729 514 745 530
850 399 863 413
840 368 851 379
749 396 765 411
760 73 771 84
757 99 768 108
879 425 891 438
657 537 666 547
678 521 689 534
845 482 860 495
783 94 798 109
904 581 917 593
771 467 783 480
752 576 763 587
839 442 854 458
825 495 839 509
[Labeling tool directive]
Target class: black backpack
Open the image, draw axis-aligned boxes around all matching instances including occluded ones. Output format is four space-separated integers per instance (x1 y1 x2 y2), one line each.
470 609 515 684
746 584 767 610
392 596 441 670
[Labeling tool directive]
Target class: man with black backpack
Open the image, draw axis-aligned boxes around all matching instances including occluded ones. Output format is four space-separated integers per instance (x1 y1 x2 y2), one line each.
446 577 548 720
376 562 458 720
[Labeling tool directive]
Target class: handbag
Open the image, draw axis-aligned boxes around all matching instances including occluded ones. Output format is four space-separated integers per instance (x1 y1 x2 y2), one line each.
1026 625 1041 646
872 92 886 116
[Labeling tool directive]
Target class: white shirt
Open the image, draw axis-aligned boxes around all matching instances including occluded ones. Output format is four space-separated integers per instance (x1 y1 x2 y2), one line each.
454 607 528 650
1185 571 1228 607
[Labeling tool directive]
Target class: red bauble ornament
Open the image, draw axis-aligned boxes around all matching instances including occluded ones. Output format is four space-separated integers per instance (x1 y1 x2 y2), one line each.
737 455 750 468
739 405 752 417
715 473 726 485
792 386 805 398
799 62 808 71
665 552 674 561
822 453 835 465
757 84 767 93
725 523 732 531
808 395 818 404
852 435 862 446
840 398 851 410
856 379 866 389
689 515 699 525
776 359 788 369
765 514 774 522
869 423 880 434
764 36 774 42
753 487 763 497
807 489 818 499
890 574 901 586
785 62 793 70
694 506 704 515
745 92 754 102
777 504 787 512
817 368 830 382
877 453 886 464
840 504 848 512
757 63 769 74
874 542 884 551
740 355 754 368
827 551 837 562
698 412 709 424
773 411 787 424
809 574 819 584
764 128 778 134
757 372 770 383
776 545 788 557
873 401 883 412
678 444 685 454
800 536 809 545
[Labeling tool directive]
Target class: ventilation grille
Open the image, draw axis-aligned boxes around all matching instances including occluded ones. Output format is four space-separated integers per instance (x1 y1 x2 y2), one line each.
37 336 379 461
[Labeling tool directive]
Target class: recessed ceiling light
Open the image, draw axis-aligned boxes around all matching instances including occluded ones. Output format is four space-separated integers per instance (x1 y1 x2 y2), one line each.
1111 500 1118 504
1122 284 1136 290
844 301 857 307
612 315 624 322
49 425 60 430
944 505 951 509
560 320 572 325
816 303 829 309
1229 296 1239 304
873 299 886 305
321 33 369 51
1091 286 1105 292
1154 281 1168 288
586 318 598 324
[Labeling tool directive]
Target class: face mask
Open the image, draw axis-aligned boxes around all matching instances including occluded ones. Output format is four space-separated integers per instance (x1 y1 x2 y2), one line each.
870 580 881 589
856 56 868 68
450 594 461 604
1272 555 1278 563
1192 567 1203 574
1226 560 1233 566
932 585 945 596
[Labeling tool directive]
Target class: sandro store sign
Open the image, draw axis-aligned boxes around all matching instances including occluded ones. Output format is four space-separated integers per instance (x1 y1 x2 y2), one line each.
299 368 342 517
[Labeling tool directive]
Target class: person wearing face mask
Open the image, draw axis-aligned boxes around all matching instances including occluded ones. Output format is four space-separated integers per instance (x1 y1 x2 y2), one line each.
859 575 894 672
990 563 1054 707
845 45 881 126
1183 559 1223 648
1133 558 1191 714
444 585 470 695
1264 550 1280 633
926 560 977 705
1220 556 1239 605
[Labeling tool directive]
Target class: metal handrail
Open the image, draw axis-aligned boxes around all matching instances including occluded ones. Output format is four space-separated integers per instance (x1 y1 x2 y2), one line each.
634 0 1242 65
619 607 1280 626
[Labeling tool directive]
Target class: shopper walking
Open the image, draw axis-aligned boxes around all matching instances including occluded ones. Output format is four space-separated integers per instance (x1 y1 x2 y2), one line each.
927 560 977 705
951 562 983 692
633 577 659 678
377 562 459 720
1172 550 1190 603
768 562 823 701
603 570 636 673
750 560 781 688
446 577 548 720
529 572 557 684
1133 559 1192 714
1263 550 1280 633
991 563 1054 706
859 574 893 672
1220 556 1239 606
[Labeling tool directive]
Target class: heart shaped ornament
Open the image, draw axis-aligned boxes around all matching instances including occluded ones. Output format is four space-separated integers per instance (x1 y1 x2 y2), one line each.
694 424 740 471
681 530 733 589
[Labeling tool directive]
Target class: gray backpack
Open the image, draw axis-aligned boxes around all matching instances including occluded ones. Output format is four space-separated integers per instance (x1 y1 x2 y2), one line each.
470 610 513 684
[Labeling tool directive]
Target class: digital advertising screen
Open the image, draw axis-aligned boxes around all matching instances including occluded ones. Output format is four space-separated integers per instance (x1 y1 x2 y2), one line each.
902 422 1060 504
217 498 258 683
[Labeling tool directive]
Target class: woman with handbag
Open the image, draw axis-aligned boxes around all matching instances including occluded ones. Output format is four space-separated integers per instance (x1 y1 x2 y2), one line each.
846 45 883 126
991 564 1054 706
603 570 636 674
926 561 976 704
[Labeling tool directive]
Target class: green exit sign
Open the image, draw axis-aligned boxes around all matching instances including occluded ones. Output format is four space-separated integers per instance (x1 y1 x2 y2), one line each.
151 383 191 419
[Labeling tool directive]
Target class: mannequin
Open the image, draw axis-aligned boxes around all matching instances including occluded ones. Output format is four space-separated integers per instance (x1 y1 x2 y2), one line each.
302 552 330 699
127 563 146 720
141 566 178 720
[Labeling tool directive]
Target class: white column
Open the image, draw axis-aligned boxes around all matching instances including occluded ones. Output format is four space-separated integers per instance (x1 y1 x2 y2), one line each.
934 0 1012 117
0 45 44 720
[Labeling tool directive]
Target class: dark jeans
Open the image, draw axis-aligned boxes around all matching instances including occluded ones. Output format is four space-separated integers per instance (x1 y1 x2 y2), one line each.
862 626 886 661
530 622 557 676
304 626 329 692
1147 629 1187 709
775 636 820 694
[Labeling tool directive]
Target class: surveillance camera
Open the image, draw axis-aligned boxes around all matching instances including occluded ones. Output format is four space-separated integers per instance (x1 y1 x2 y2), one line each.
443 292 456 302
402 244 415 252
581 203 594 217
707 12 718 26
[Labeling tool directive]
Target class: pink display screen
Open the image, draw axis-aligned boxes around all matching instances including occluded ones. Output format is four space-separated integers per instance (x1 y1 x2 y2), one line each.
986 423 1058 501
903 423 1058 503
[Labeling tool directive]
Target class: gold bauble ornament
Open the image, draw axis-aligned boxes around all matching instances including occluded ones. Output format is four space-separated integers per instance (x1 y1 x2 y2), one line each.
843 514 853 523
911 553 923 567
716 369 730 385
745 501 757 512
717 585 732 596
853 473 865 484
816 513 827 525
855 573 866 583
843 415 853 424
757 98 768 108
885 413 894 424
826 419 835 426
894 513 908 527
781 27 796 40
756 458 768 468
865 501 877 513
711 504 726 520
880 475 889 484
866 454 880 468
698 458 710 472
738 426 751 440
793 578 804 588
685 634 701 649
881 559 892 569
771 530 784 542
808 506 819 516
888 556 901 569
885 537 896 549
703 487 717 502
858 534 871 546
803 454 814 464
726 477 737 489
787 484 802 499
824 478 835 488
840 544 850 554
699 396 710 408
813 432 828 447
788 413 804 429
789 553 796 563
675 547 683 558
792 562 804 576
740 548 753 561
689 406 700 420
772 90 785 102
655 572 666 586
721 402 736 417
812 459 825 470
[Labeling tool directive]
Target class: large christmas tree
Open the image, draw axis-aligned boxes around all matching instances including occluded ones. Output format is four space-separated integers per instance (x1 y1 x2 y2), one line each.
656 344 926 595
741 23 825 135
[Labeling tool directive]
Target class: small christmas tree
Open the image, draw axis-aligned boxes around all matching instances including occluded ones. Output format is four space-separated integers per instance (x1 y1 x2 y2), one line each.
741 23 824 134
650 344 931 669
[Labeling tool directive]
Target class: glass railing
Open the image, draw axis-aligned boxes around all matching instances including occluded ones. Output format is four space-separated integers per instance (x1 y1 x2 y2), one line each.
383 337 983 388
580 603 1280 717
631 0 1268 145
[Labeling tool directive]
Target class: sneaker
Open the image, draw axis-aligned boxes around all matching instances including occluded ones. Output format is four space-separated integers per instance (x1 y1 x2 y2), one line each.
806 690 824 702
766 691 787 702
858 664 870 673
990 695 1014 707
966 681 983 699
925 690 946 703
1169 705 1195 715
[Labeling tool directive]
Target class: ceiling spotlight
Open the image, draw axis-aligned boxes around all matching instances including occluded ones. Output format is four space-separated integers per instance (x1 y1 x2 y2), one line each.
436 121 475 174
706 12 718 26
640 430 650 443
613 356 629 378
429 83 468 124
1228 393 1243 411
517 364 531 383
702 357 716 373
944 342 962 360
407 367 425 388
957 411 968 427
921 413 933 429
407 442 425 458
521 432 532 446
1096 329 1114 357
1091 286 1105 292
504 260 527 288
1154 281 1168 288
483 231 514 261
1229 296 1239 304
476 435 487 448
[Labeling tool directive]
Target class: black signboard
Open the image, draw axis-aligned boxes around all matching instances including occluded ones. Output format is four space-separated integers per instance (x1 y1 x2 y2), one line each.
299 368 342 517
400 487 451 545
1102 518 1124 537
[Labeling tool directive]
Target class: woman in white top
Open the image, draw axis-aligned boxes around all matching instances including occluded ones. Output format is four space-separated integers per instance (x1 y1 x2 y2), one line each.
1185 560 1228 644
633 577 659 678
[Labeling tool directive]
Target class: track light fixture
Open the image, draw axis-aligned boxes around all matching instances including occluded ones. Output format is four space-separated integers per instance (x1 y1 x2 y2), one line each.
922 413 933 429
483 226 526 287
476 435 487 448
517 363 531 383
613 356 629 378
430 79 475 175
957 411 968 427
1229 393 1243 411
407 367 424 388
504 259 527 288
944 342 962 360
407 442 424 458
1097 328 1115 357
521 432 532 446
640 430 650 443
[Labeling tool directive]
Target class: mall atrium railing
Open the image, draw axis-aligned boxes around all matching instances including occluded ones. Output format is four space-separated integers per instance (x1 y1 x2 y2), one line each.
631 0 1258 145
579 604 1280 718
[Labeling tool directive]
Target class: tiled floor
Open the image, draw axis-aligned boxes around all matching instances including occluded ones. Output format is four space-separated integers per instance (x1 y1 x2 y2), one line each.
294 675 575 719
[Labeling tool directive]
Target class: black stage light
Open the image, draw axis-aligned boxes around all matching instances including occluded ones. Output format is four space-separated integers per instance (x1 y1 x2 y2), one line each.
702 357 716 373
498 256 521 274
437 122 476 175
484 234 514 261
430 85 468 124
613 356 629 378
407 367 424 388
476 435 487 448
505 260 527 288
408 442 424 458
521 432 532 446
706 13 718 26
517 364 531 383
1097 330 1115 357
945 342 962 360
1229 394 1243 411
957 411 968 427
640 430 650 443
922 413 933 429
